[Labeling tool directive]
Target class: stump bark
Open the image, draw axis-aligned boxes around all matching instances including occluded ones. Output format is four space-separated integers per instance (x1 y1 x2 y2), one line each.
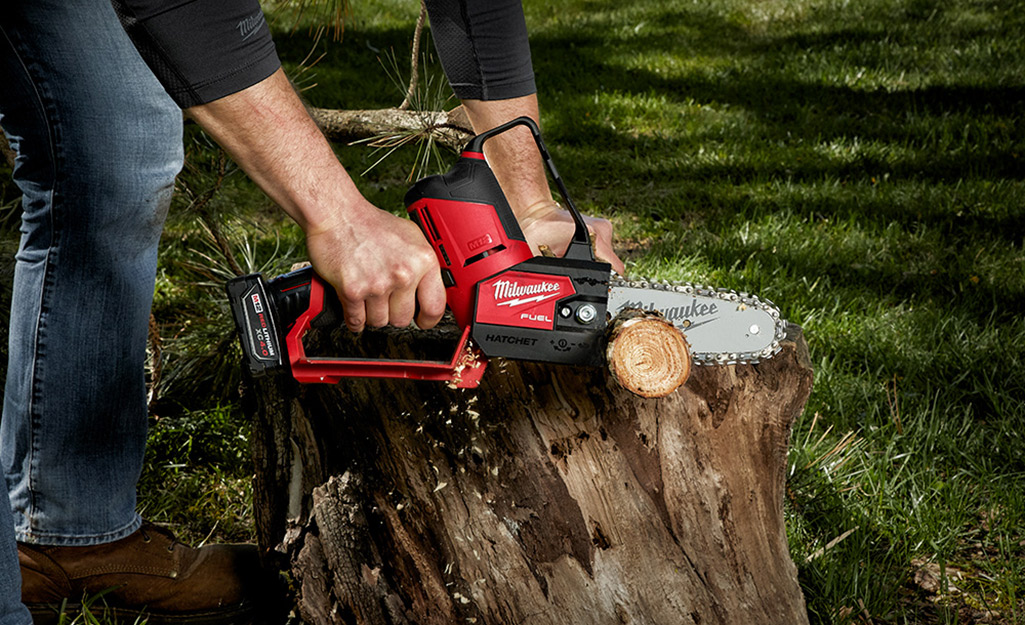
245 320 813 625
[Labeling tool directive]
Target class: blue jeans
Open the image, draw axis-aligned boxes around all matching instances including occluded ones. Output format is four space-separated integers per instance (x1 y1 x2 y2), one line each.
0 0 183 621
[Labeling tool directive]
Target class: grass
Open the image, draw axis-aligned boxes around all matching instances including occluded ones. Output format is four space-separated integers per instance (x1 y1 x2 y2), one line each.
0 0 1022 622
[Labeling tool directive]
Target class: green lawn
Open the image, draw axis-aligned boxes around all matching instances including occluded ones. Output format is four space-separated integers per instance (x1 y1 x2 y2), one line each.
1 0 1022 623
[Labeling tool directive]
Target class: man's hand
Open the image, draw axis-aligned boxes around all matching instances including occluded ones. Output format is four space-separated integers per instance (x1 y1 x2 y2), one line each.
518 200 625 274
305 201 445 332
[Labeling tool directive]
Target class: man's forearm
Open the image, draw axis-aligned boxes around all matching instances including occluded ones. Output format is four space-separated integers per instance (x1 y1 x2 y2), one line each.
461 95 553 217
421 0 617 262
185 68 366 235
461 95 625 273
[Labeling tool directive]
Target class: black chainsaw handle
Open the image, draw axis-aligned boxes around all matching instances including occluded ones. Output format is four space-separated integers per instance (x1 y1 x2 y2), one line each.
265 265 341 330
463 116 593 263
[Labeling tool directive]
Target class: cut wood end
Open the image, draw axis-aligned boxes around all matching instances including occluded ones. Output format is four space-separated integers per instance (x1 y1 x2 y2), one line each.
607 314 691 398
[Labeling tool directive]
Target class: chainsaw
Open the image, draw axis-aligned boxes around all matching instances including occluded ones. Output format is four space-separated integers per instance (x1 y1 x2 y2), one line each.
226 117 787 389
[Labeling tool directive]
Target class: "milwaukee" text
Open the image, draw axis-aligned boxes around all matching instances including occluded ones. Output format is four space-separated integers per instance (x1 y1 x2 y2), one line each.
492 279 562 301
621 298 719 320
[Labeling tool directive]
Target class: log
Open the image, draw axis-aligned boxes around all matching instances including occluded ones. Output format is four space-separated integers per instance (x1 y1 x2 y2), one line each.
606 310 691 398
309 106 473 150
244 319 813 625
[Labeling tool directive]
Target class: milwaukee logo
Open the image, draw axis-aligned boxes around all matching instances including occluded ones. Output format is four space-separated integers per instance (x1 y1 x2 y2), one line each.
237 12 266 41
492 279 563 308
476 272 574 330
620 298 719 320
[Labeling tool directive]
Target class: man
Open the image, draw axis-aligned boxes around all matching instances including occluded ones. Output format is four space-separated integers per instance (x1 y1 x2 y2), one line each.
0 1 622 624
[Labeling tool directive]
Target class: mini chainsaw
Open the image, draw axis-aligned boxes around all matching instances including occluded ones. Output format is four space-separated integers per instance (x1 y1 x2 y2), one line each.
226 117 787 388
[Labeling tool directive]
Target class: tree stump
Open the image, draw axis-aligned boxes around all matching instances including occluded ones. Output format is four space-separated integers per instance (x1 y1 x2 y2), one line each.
244 319 813 625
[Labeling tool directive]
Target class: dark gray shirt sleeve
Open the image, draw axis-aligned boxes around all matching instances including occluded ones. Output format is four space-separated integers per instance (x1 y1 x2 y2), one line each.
425 0 536 101
111 0 281 108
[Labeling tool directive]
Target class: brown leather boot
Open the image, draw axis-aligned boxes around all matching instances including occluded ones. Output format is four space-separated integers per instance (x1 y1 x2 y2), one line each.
18 522 276 625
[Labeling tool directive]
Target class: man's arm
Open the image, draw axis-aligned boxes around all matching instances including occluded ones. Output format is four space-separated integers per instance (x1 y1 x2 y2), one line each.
425 0 625 273
111 0 444 331
187 69 446 332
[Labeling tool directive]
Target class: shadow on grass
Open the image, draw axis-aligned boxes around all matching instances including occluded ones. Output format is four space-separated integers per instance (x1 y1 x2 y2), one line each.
529 18 1024 173
270 3 1024 244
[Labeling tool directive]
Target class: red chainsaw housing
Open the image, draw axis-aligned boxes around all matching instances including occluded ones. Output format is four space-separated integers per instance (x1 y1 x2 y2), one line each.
406 150 534 328
474 270 576 330
406 133 609 368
